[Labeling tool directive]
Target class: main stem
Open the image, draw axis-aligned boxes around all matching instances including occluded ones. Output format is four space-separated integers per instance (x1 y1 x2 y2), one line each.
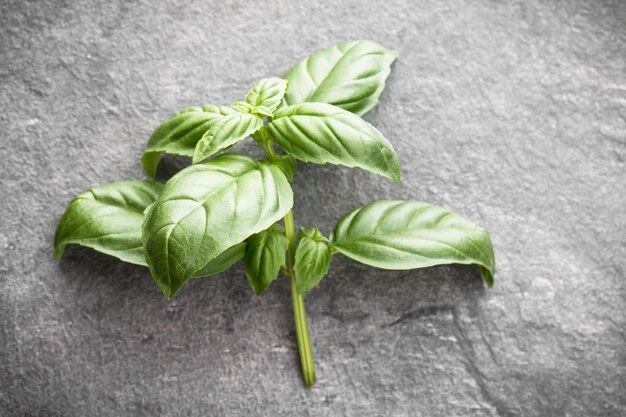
257 137 316 387
283 210 316 388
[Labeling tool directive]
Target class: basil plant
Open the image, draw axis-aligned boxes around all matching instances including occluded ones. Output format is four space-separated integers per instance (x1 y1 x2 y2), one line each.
55 40 496 388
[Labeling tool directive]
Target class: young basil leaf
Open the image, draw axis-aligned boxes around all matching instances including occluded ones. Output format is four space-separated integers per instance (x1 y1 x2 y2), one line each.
244 224 290 295
245 77 288 112
192 112 263 164
252 105 273 118
142 105 235 177
294 227 332 294
264 102 400 183
283 40 397 116
330 200 496 287
232 100 273 118
142 153 293 299
192 242 247 278
230 101 255 113
269 155 297 182
54 180 163 266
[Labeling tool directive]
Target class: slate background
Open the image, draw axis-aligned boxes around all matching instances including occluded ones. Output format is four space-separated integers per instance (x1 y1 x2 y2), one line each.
1 0 625 416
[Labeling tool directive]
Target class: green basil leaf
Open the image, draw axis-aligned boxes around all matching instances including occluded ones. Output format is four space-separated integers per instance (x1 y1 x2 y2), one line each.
252 105 273 118
265 102 400 182
283 40 397 116
245 77 288 112
294 227 332 294
142 105 235 177
232 100 273 118
230 101 255 113
142 153 293 298
192 242 246 278
271 155 297 181
54 180 163 266
192 112 263 164
244 224 289 295
330 201 496 287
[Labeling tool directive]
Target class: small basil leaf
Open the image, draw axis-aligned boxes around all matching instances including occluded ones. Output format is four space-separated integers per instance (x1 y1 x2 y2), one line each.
230 101 255 113
265 102 400 182
266 155 296 182
192 242 247 278
192 113 263 164
252 105 273 118
283 40 397 116
294 227 331 294
54 180 163 265
245 77 288 112
232 101 273 118
142 153 293 299
244 224 289 295
330 200 496 287
142 105 235 177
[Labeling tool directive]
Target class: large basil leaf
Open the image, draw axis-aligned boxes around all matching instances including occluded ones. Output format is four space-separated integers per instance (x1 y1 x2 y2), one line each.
142 153 293 298
192 242 246 278
54 180 163 265
283 40 397 116
192 112 263 164
330 200 496 286
141 105 235 177
264 103 400 182
294 227 332 294
245 77 288 112
244 224 289 295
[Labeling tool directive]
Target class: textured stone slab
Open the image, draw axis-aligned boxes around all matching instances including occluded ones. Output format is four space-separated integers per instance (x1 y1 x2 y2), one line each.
1 0 625 416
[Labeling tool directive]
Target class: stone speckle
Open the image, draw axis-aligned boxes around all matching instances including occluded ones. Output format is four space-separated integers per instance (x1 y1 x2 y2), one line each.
1 0 625 416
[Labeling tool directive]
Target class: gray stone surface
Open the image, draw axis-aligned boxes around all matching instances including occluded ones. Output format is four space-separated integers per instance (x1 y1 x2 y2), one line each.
1 0 625 415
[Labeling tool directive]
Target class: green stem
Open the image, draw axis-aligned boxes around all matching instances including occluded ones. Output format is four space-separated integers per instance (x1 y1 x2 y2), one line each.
284 210 316 388
257 135 315 386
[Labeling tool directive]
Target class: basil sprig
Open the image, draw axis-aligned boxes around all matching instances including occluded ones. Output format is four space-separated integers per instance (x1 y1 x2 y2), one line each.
55 40 496 388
